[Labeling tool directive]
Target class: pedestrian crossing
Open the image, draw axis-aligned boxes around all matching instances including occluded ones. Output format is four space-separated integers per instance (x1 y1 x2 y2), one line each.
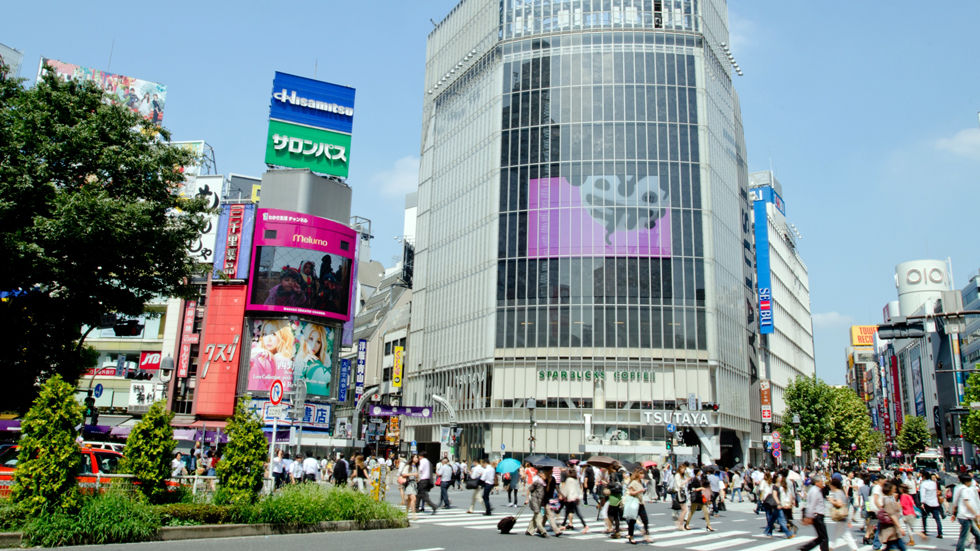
408 509 967 550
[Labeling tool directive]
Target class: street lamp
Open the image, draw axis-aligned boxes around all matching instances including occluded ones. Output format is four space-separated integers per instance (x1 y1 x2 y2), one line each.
527 399 536 455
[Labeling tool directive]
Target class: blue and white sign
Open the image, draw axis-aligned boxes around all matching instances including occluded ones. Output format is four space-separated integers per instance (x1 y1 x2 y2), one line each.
338 359 351 402
93 384 103 399
666 423 675 433
270 72 355 135
501 443 506 451
754 196 774 335
355 339 367 401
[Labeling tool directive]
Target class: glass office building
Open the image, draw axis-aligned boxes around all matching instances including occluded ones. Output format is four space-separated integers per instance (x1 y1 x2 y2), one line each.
407 0 757 465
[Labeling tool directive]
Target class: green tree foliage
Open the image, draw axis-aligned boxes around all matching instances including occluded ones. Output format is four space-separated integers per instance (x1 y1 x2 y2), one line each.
120 400 175 502
11 374 84 515
897 415 931 456
826 386 880 461
215 398 268 506
962 372 980 446
781 375 833 454
0 66 210 413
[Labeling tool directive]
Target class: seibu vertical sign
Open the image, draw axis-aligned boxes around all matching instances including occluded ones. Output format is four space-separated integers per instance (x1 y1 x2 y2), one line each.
176 301 198 378
890 355 903 435
194 285 247 417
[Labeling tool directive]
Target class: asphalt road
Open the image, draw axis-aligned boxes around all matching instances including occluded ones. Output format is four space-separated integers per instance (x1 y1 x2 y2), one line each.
61 485 967 551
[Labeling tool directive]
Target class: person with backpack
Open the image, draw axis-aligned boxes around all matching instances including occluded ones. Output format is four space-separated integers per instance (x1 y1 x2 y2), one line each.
504 467 520 507
332 453 349 487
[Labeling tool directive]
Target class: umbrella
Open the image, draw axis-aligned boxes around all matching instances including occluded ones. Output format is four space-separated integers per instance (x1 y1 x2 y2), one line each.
533 456 565 468
621 461 641 473
642 460 657 468
586 455 617 468
496 458 521 473
525 454 546 466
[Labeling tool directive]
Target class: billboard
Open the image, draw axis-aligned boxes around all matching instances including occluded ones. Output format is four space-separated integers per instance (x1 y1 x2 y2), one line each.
195 285 247 417
246 319 336 399
527 176 671 257
39 57 167 123
850 325 878 347
176 301 198 378
754 198 774 334
338 358 351 401
138 351 162 371
355 339 367 401
910 347 925 417
246 209 356 321
269 72 355 135
181 174 222 264
212 203 257 280
264 120 351 178
392 346 404 388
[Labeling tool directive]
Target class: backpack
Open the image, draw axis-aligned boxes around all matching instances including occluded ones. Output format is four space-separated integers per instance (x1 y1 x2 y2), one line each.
503 472 511 482
333 459 348 478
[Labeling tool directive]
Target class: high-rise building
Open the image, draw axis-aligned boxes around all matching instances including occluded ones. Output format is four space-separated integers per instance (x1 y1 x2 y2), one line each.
748 171 815 428
407 0 755 465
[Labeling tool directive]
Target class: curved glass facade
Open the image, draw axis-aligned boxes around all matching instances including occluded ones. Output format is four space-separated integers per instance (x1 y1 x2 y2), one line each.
497 33 705 352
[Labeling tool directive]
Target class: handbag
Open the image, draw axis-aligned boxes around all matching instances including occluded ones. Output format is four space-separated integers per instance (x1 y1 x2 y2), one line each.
397 475 407 486
435 476 442 486
623 495 640 520
764 493 778 509
831 505 848 522
466 476 480 490
876 509 894 525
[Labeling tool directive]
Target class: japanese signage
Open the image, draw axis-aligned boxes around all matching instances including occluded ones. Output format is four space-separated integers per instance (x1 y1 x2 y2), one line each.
176 301 198 378
212 202 256 280
178 173 222 264
138 351 162 371
195 285 247 417
246 319 336 398
128 382 164 410
387 416 400 443
338 359 351 401
392 346 404 388
891 355 903 435
264 120 351 178
254 399 331 429
367 405 432 418
355 339 367 401
40 57 167 123
850 325 878 347
760 379 773 423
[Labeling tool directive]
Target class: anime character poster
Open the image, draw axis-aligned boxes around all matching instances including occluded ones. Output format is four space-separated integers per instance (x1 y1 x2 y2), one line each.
39 57 167 123
247 319 335 398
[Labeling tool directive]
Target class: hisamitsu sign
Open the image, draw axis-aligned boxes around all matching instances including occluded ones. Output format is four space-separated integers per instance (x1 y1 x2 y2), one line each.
269 72 355 135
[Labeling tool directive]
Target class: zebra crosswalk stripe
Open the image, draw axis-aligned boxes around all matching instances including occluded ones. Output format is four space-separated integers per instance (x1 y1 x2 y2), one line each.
692 537 757 551
651 531 749 547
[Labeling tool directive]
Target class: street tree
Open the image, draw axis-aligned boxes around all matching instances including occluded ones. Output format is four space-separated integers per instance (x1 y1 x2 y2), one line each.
826 385 879 461
897 415 931 456
961 372 980 446
215 398 268 506
0 65 209 413
121 400 176 503
11 374 84 515
781 375 833 454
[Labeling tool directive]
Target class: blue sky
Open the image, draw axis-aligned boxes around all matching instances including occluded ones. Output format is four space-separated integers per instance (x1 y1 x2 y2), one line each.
4 1 979 384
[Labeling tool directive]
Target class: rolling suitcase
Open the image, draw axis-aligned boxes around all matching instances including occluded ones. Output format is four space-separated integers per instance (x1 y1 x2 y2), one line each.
497 505 526 534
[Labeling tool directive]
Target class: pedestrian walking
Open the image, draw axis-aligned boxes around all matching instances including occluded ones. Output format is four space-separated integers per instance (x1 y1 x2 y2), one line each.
332 453 349 487
799 474 830 551
952 473 980 551
625 469 652 543
827 477 858 551
731 469 744 502
467 459 485 513
403 455 420 521
302 452 319 482
684 469 714 531
505 467 520 507
416 452 440 514
480 458 496 515
919 471 944 539
437 457 454 508
879 481 907 551
559 468 588 533
525 467 553 537
673 463 690 530
898 484 919 546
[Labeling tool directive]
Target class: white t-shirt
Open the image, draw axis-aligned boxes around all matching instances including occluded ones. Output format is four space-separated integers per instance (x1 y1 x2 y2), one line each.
920 479 940 507
471 464 485 481
751 470 764 484
868 484 884 512
302 457 319 476
481 465 496 484
954 484 980 520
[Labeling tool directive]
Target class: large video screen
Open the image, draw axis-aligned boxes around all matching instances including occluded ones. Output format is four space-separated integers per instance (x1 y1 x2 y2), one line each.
247 319 336 398
246 209 356 321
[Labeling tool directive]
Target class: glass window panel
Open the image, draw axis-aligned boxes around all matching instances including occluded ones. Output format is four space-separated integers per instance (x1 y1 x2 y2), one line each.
628 306 640 347
592 306 604 347
515 308 527 347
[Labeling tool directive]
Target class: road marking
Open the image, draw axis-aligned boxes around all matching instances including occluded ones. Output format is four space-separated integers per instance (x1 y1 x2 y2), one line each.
651 531 749 546
405 548 445 551
691 537 756 551
742 536 808 551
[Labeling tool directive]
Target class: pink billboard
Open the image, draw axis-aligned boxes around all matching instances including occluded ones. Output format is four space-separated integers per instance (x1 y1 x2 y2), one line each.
527 176 671 258
246 208 356 322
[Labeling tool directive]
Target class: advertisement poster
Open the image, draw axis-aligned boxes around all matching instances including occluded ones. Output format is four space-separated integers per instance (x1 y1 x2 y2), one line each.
40 57 167 123
269 71 355 134
264 120 352 178
753 197 774 334
526 176 671 258
246 209 356 321
212 203 257 280
392 346 404 388
911 349 925 417
247 319 336 399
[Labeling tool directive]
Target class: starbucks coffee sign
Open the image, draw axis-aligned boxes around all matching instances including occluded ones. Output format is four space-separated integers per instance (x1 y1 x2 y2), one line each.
538 368 655 383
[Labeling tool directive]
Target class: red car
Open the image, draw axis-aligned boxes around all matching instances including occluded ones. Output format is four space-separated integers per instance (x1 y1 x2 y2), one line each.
0 445 124 497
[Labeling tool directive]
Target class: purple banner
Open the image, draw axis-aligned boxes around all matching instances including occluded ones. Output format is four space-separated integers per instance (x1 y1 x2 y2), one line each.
527 177 671 258
366 405 433 418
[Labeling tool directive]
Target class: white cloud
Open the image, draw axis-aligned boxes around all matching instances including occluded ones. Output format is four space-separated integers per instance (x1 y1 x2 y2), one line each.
811 311 855 330
369 155 420 198
935 127 980 161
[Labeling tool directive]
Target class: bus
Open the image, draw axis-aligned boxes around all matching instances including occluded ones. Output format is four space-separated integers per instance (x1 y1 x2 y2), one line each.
914 448 943 471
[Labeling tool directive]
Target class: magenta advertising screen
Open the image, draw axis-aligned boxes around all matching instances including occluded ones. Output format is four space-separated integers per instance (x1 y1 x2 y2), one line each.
527 176 671 258
246 209 356 321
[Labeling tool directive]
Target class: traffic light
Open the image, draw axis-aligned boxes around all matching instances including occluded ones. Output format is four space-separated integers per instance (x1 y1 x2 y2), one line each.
701 402 720 411
666 439 672 452
112 320 144 336
83 393 98 425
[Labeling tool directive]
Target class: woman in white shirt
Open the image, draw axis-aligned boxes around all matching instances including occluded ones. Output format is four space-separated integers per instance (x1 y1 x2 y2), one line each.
673 464 689 530
559 469 589 533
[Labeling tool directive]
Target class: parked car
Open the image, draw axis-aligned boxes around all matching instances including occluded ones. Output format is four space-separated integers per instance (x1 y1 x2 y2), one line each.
0 445 124 497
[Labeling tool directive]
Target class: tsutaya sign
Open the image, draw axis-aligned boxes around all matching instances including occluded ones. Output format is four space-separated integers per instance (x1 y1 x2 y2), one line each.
643 410 713 427
538 368 655 383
